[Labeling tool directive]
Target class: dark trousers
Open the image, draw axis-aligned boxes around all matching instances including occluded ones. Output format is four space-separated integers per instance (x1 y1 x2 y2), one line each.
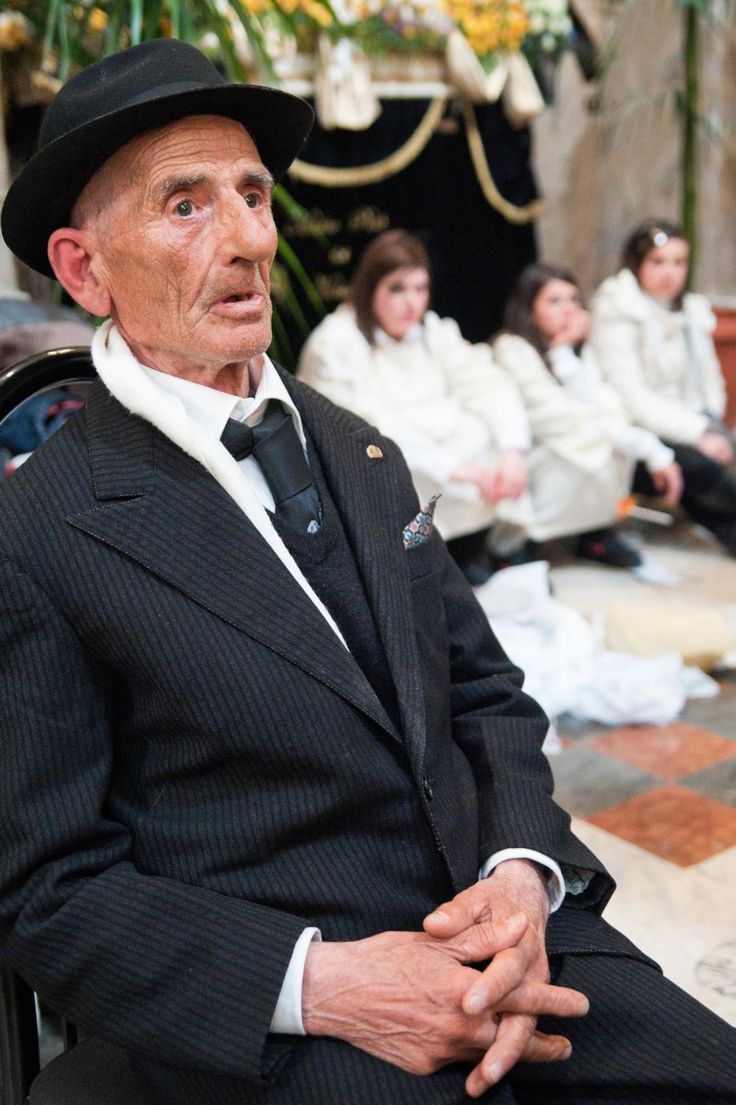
138 942 736 1105
634 444 736 555
502 953 736 1104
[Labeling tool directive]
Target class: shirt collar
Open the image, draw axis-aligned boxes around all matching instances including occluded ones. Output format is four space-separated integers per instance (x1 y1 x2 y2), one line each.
138 354 307 447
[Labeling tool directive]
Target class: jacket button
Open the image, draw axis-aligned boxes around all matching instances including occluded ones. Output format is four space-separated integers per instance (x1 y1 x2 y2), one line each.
422 776 434 801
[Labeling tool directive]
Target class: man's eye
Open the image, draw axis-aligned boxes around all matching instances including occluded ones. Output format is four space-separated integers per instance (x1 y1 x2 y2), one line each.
244 192 261 209
174 199 194 217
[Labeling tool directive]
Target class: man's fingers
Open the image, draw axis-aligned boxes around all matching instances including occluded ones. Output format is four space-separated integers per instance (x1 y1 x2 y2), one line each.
432 914 529 967
465 1016 573 1098
462 944 528 1013
463 947 587 1019
465 1013 537 1097
496 980 589 1019
520 1029 575 1064
424 882 520 938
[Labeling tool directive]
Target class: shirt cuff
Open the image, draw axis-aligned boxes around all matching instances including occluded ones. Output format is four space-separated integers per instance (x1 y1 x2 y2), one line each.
269 926 321 1035
479 848 566 912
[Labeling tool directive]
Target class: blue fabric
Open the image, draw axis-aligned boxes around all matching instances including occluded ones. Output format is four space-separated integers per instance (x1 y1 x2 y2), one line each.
0 389 82 453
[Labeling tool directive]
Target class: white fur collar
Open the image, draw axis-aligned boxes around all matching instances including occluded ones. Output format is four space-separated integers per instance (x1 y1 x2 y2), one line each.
596 267 715 332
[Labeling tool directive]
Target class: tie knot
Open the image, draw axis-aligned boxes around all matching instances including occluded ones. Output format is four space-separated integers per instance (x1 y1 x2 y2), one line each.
220 400 321 532
220 400 290 462
220 417 255 461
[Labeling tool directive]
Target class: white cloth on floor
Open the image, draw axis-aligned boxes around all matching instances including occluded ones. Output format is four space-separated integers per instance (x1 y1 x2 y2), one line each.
474 561 719 729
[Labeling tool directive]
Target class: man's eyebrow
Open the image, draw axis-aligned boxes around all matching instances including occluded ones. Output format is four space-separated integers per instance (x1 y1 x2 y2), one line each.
157 169 275 204
158 175 207 203
241 170 275 195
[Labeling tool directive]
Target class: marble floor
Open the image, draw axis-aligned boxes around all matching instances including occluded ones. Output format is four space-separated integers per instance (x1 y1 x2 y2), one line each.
545 517 736 1027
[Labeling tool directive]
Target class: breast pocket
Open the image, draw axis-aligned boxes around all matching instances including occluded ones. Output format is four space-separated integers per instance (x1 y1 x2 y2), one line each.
405 540 436 581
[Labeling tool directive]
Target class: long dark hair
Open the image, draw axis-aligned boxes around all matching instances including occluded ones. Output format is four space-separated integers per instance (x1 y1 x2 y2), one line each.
500 261 581 358
349 229 431 344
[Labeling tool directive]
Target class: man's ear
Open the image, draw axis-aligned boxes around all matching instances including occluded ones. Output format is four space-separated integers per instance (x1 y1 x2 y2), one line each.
47 227 112 318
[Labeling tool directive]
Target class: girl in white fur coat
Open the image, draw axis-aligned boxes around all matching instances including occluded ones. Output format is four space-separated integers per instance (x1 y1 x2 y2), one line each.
298 229 533 583
493 262 682 568
589 219 736 556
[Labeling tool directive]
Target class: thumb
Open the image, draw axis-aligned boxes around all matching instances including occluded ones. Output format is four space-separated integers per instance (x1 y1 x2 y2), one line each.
426 911 529 963
424 886 482 937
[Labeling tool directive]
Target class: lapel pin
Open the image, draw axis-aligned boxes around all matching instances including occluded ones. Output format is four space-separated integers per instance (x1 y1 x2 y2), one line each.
366 444 383 460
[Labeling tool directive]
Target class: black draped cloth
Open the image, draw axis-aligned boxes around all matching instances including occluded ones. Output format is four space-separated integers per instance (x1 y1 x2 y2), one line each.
276 96 538 366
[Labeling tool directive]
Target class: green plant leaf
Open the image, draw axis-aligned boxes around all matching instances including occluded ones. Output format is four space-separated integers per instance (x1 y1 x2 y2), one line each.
277 234 326 316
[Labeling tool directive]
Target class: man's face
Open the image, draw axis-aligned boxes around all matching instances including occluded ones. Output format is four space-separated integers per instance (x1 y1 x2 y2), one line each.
82 115 277 384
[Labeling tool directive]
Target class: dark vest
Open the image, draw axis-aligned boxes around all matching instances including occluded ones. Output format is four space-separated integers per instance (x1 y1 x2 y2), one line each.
270 434 401 729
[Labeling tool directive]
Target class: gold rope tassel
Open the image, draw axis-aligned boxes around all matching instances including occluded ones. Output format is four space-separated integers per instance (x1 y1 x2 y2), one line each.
462 99 544 225
289 97 447 187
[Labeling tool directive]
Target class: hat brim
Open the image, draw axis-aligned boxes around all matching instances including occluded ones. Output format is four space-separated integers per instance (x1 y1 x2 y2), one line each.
2 82 314 279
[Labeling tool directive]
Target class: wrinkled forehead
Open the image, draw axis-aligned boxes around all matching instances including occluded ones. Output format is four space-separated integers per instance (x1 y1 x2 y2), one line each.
79 114 259 203
76 113 264 218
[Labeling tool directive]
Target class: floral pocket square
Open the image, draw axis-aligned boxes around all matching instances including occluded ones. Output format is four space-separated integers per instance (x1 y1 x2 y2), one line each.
402 494 440 550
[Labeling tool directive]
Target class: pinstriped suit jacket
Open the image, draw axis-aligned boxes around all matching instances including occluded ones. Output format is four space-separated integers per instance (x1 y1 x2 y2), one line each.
0 369 628 1104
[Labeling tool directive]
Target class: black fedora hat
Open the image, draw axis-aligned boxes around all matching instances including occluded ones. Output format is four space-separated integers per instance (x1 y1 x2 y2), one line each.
1 38 314 279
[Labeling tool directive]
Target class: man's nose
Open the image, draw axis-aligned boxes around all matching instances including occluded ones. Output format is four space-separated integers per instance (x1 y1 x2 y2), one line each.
218 195 276 264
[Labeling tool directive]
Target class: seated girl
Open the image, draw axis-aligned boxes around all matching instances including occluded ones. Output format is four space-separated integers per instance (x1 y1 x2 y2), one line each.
298 229 533 583
589 219 736 557
493 262 682 568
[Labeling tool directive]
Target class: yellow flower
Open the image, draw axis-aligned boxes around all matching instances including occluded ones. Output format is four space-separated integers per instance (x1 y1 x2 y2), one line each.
87 7 108 33
304 0 332 27
443 0 529 57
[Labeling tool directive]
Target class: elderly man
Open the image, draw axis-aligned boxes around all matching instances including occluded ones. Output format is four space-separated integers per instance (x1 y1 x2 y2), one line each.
0 39 734 1105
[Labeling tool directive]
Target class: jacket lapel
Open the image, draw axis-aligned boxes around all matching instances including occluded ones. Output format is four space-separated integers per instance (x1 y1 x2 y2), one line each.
68 383 398 738
287 376 428 772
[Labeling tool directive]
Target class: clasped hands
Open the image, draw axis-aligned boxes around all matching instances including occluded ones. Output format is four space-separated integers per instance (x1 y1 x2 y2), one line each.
302 859 588 1098
453 450 529 505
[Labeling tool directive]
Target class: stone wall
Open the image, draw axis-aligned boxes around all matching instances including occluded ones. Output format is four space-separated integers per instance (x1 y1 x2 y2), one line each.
532 0 736 303
696 0 736 302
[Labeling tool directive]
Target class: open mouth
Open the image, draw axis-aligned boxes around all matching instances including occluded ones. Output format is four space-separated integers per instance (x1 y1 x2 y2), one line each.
213 290 265 313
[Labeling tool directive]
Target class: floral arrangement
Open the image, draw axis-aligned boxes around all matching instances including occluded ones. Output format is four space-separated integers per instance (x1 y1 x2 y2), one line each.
445 1 529 63
346 0 571 67
0 0 572 85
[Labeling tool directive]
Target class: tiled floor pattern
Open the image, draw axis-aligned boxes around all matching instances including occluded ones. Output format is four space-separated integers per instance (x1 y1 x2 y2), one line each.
554 720 736 865
545 519 736 1027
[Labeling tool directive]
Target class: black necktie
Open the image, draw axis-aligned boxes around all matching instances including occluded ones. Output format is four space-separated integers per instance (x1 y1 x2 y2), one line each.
220 400 321 533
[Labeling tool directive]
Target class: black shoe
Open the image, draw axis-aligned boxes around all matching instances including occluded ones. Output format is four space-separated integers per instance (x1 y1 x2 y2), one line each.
461 558 494 587
491 540 540 572
575 528 642 569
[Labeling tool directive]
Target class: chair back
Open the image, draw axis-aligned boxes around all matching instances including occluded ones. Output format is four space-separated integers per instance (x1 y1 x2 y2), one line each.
0 970 38 1105
0 347 95 423
0 347 144 1104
